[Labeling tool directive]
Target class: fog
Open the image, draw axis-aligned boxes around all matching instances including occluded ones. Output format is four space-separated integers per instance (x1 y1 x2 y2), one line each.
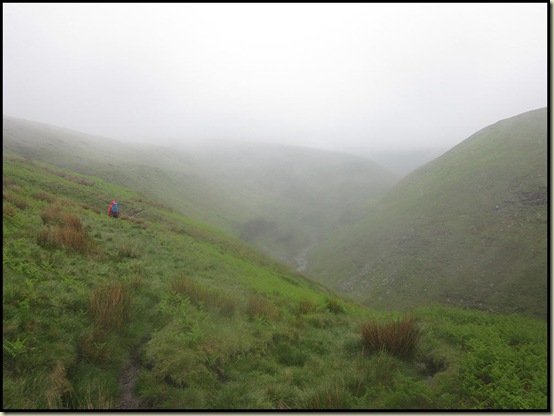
3 3 547 152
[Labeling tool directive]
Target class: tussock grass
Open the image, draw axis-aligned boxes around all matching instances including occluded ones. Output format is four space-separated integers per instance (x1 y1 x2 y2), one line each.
129 272 144 290
45 361 73 409
40 205 64 225
78 330 112 363
81 204 101 215
170 277 236 315
246 294 281 321
360 315 421 359
37 225 78 251
301 384 349 409
271 335 307 367
121 215 149 230
4 203 16 217
116 241 143 259
35 191 57 203
131 197 172 211
61 212 83 230
81 387 115 410
370 350 399 387
37 208 92 253
3 175 17 188
296 299 317 316
325 297 346 314
88 282 130 332
41 166 94 186
3 192 29 210
121 215 145 225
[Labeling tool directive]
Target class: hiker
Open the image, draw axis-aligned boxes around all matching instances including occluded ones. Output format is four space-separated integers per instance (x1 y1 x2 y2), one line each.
108 200 120 218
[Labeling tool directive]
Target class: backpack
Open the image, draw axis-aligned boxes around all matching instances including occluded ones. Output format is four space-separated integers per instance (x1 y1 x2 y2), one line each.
112 202 119 214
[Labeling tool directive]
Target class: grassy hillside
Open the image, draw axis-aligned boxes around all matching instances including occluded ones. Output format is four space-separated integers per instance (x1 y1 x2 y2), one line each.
2 116 398 267
2 116 243 230
3 156 547 410
309 108 548 318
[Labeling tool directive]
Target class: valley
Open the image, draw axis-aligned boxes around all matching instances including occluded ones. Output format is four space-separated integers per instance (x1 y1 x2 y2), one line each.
3 115 399 268
3 108 547 318
2 108 548 410
308 108 548 318
3 3 547 410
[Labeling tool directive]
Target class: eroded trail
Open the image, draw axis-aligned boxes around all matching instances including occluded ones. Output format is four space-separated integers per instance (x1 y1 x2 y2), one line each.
116 348 145 409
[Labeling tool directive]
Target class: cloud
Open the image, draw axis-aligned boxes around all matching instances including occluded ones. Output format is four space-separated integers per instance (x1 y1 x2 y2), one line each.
2 3 547 151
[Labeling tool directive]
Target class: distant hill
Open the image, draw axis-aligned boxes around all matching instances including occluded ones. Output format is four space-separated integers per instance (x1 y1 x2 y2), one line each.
340 146 449 177
308 108 548 318
2 115 398 267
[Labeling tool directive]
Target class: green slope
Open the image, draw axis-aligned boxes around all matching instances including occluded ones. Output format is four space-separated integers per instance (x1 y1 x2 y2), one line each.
309 107 548 318
2 116 398 267
2 116 242 229
3 156 547 410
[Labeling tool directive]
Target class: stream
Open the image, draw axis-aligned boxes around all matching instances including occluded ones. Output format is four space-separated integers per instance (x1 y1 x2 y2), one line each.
294 234 319 272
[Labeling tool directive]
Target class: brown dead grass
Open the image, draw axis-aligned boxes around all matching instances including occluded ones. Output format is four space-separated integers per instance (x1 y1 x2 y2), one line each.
4 203 16 217
45 361 73 409
360 314 422 359
35 191 58 203
3 192 29 210
37 204 94 253
88 281 130 332
41 166 94 186
246 294 281 321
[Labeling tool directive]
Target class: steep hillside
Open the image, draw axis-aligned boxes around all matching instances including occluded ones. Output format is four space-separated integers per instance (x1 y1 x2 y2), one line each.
309 108 548 318
3 156 547 410
2 116 398 267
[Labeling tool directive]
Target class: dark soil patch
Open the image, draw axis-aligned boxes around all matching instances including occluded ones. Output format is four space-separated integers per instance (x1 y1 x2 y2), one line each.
116 348 146 409
417 357 448 380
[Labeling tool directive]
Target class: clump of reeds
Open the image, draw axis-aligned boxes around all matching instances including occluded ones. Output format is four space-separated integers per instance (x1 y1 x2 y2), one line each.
88 281 130 331
302 384 349 409
37 206 91 253
360 314 422 359
3 192 29 210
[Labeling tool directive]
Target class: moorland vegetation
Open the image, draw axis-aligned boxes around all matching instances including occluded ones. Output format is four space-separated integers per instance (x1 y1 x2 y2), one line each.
3 156 547 410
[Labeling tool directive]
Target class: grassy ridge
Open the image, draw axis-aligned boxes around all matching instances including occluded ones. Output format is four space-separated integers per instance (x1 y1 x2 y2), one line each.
3 156 547 410
308 108 547 318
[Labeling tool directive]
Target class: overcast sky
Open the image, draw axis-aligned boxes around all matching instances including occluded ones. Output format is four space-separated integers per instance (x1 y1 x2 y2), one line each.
3 3 547 151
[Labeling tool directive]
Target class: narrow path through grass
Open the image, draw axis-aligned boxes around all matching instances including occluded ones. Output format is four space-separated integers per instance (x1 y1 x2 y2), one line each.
116 346 145 409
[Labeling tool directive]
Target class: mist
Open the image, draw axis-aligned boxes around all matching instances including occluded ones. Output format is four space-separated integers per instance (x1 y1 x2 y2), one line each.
3 3 547 153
